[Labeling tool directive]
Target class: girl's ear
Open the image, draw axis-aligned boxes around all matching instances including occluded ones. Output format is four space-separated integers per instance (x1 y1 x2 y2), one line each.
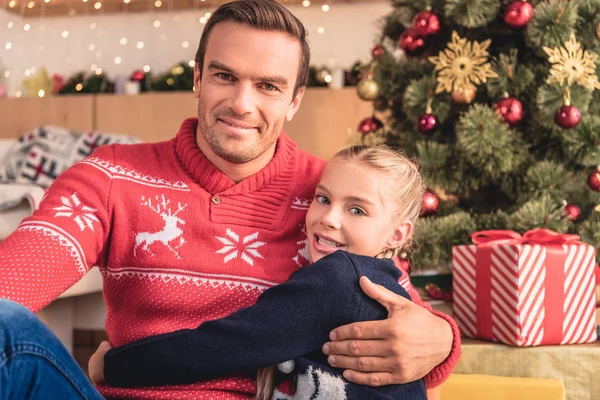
386 220 413 250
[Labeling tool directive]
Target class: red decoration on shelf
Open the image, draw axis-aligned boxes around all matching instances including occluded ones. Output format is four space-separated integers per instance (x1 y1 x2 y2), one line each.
131 70 146 82
554 105 581 129
52 74 64 94
372 44 385 59
418 113 438 134
358 116 383 135
563 203 581 222
412 10 441 36
494 97 523 125
588 168 600 192
420 191 439 217
504 0 534 29
399 28 426 56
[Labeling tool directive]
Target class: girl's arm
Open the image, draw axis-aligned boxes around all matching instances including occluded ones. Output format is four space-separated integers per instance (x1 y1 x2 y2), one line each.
103 251 362 388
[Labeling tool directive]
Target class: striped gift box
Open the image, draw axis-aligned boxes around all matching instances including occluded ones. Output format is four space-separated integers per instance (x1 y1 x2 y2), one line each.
453 229 597 346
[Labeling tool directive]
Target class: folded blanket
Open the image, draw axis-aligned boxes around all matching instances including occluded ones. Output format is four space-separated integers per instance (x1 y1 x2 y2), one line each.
0 126 139 187
0 183 46 240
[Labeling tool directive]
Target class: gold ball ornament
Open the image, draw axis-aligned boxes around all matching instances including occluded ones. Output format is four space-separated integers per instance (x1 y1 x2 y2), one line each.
451 86 476 104
356 77 380 101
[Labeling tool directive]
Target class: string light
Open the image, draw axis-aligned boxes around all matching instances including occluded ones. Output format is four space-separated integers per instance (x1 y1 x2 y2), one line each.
75 84 83 91
31 67 36 73
4 71 10 78
7 22 14 28
302 0 310 7
8 0 15 7
5 43 12 50
38 89 45 97
154 0 161 7
143 65 151 72
16 91 22 98
25 69 31 76
24 24 31 31
317 26 325 34
114 57 122 64
27 1 34 8
44 0 50 3
199 17 207 24
182 41 189 48
123 0 130 3
83 0 88 2
90 64 98 71
322 4 329 12
120 37 127 45
89 44 95 51
94 2 101 9
95 68 102 75
90 22 97 29
153 20 161 28
188 60 195 67
324 74 332 83
62 30 69 38
137 41 144 49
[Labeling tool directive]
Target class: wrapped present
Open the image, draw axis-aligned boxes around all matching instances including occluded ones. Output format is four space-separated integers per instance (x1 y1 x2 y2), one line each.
453 229 597 346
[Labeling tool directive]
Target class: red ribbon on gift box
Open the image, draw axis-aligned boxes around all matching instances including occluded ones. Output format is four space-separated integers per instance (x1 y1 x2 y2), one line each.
470 229 583 344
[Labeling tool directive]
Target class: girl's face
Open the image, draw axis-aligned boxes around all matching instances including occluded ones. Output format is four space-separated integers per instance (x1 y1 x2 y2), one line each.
305 159 411 263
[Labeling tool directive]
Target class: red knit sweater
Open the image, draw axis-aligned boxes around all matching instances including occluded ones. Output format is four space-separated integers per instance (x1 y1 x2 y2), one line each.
0 118 460 399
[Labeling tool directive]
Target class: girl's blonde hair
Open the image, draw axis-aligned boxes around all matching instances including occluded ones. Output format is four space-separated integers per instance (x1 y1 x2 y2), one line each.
255 144 424 400
334 144 424 257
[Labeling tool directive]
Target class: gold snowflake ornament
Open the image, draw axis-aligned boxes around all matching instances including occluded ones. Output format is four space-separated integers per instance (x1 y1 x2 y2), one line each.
543 33 600 91
428 31 498 95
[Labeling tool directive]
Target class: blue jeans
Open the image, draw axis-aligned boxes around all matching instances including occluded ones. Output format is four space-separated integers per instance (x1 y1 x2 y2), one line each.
0 299 104 400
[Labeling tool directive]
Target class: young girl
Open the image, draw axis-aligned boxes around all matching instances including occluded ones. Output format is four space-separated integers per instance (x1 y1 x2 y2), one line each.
91 145 427 399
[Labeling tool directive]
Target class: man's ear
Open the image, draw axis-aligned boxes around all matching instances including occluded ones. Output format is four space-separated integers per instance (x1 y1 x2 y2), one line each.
285 86 305 122
386 220 413 250
193 63 202 99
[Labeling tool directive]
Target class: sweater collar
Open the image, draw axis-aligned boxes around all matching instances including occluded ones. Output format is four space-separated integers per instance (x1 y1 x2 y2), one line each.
174 118 297 194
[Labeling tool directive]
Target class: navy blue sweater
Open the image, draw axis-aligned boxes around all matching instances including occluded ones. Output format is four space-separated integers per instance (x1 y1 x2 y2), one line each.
104 251 426 399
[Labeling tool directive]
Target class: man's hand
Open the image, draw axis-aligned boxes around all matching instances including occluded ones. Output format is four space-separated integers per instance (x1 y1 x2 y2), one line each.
88 341 112 385
322 277 453 386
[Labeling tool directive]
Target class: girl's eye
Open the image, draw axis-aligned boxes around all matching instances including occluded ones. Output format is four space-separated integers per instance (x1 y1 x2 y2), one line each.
315 194 329 204
349 207 366 216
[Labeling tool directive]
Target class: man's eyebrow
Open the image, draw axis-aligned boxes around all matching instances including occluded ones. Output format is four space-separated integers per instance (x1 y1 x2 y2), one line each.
256 74 289 88
207 60 236 74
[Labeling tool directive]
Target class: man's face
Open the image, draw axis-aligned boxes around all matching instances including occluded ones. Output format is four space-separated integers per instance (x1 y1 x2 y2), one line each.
194 22 304 164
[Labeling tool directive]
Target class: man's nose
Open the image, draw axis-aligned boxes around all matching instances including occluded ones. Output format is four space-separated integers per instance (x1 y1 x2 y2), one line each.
230 82 256 115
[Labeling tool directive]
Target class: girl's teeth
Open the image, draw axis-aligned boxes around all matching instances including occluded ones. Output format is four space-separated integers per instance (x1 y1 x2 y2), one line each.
319 237 340 247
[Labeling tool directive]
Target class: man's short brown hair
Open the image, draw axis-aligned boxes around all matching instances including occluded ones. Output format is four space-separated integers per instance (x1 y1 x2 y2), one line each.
194 0 310 97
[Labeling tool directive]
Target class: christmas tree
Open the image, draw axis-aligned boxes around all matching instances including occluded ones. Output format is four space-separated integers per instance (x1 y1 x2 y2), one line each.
355 0 600 273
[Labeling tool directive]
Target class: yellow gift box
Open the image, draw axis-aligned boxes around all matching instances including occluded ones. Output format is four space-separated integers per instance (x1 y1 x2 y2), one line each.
440 374 565 400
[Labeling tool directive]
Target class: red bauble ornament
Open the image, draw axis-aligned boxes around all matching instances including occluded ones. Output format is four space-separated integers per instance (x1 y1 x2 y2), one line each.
399 28 426 56
588 168 600 192
372 44 385 59
494 97 523 125
418 113 438 134
504 0 534 29
358 116 383 135
131 70 145 82
412 10 441 36
420 191 439 217
563 203 582 222
554 105 581 129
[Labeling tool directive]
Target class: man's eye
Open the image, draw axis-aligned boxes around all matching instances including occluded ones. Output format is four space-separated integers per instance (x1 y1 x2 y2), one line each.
261 83 278 91
217 73 233 81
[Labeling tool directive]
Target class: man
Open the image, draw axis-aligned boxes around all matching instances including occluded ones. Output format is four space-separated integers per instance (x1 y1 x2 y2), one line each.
0 0 460 398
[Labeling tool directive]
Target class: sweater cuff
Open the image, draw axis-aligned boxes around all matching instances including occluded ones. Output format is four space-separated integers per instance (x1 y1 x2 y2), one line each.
423 310 461 389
